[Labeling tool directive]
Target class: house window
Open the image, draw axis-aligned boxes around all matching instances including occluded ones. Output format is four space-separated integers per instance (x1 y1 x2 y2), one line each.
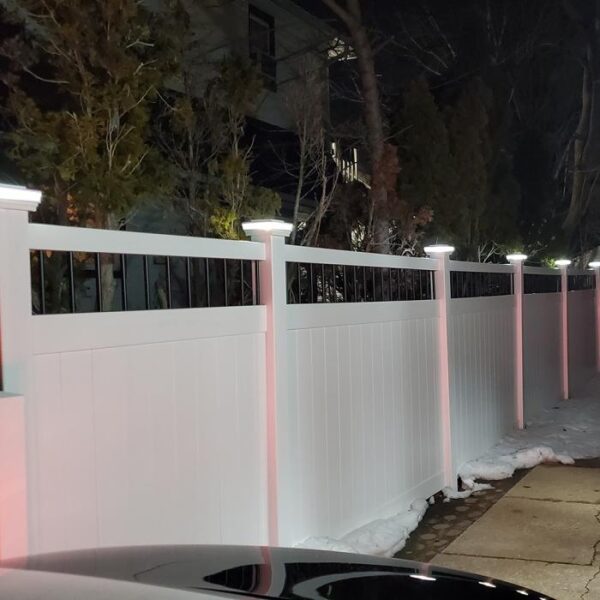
249 5 276 91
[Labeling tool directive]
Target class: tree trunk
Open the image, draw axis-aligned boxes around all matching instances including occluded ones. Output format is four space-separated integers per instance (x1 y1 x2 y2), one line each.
290 143 307 245
565 59 592 232
564 0 600 233
320 0 390 252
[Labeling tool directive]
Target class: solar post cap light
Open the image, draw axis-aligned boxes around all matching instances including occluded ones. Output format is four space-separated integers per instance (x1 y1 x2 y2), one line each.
589 261 600 268
555 259 571 267
423 244 455 255
506 253 527 262
241 220 293 235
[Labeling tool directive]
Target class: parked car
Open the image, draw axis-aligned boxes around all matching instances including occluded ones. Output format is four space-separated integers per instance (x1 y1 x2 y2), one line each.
0 545 553 599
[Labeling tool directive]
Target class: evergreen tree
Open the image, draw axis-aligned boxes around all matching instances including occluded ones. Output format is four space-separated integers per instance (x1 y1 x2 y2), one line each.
444 79 521 260
155 47 281 239
0 0 175 228
395 78 453 241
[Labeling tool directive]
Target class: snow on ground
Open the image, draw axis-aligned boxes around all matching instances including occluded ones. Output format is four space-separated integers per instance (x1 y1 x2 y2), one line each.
460 388 600 487
297 499 428 558
298 378 600 557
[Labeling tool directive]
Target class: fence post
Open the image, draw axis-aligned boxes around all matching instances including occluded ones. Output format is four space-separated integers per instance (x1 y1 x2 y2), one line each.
557 261 571 400
0 184 41 393
242 220 292 547
0 184 41 560
425 244 455 488
507 255 526 429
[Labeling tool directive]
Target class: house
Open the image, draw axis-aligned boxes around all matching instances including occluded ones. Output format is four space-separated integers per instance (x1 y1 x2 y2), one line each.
129 0 338 234
132 0 367 235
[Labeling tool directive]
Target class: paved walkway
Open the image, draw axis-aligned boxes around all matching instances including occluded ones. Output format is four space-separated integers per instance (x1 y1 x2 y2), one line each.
431 464 600 600
396 471 529 562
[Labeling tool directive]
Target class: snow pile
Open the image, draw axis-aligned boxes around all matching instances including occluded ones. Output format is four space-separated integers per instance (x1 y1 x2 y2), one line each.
298 499 428 558
443 481 494 501
459 446 574 487
459 387 600 486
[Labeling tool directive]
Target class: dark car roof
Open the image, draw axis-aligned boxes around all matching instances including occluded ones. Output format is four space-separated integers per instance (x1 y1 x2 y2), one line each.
0 545 553 599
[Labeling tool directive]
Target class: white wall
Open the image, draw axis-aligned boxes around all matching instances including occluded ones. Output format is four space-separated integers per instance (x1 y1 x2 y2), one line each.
523 293 562 421
27 307 268 554
568 290 596 397
448 296 516 475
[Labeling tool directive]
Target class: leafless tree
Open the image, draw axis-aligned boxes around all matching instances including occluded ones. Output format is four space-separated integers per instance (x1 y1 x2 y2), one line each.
562 0 600 234
319 0 390 251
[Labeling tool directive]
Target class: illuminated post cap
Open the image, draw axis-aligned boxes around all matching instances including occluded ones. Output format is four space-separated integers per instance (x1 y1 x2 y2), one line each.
241 219 293 237
506 253 527 263
424 244 454 256
555 259 571 267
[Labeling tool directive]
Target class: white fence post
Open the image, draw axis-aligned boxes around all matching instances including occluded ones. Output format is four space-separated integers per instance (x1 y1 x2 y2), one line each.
425 245 455 488
508 255 526 429
242 220 292 546
0 184 41 560
0 185 41 393
558 263 570 400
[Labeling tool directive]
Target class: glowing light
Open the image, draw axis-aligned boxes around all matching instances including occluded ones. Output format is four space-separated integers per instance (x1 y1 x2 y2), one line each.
409 574 436 582
589 261 600 268
241 219 293 235
424 244 455 255
554 259 571 267
506 253 527 262
478 581 497 588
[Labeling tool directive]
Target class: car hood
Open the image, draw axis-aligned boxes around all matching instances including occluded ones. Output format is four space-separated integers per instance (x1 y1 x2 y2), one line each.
0 544 553 599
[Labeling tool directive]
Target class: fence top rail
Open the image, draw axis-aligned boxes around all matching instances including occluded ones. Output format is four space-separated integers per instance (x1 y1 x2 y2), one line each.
523 266 561 276
448 260 514 274
27 223 265 261
284 244 438 271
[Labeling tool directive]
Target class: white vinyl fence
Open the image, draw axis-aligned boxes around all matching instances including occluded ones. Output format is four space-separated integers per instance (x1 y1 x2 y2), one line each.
523 268 563 421
281 247 443 543
26 225 269 554
0 186 598 559
568 289 597 396
447 262 516 475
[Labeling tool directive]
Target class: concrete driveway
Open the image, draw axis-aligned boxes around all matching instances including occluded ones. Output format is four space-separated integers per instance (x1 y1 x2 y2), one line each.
432 464 600 600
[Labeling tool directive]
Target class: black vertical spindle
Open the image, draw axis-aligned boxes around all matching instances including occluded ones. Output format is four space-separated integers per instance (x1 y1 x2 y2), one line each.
68 251 75 313
186 257 192 308
121 254 128 310
240 260 245 306
205 258 211 307
39 250 46 315
96 253 104 312
223 259 228 307
165 257 172 308
251 261 258 306
142 255 150 310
